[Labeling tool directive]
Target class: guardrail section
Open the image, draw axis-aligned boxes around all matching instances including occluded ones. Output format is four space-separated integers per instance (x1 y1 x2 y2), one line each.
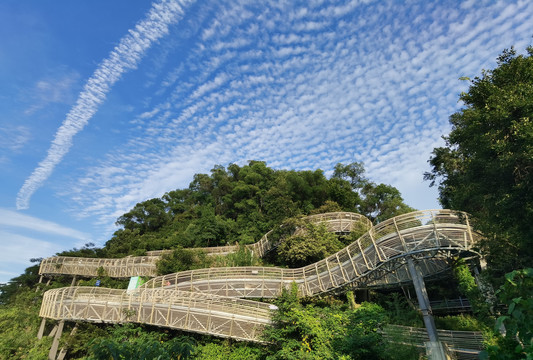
39 210 481 342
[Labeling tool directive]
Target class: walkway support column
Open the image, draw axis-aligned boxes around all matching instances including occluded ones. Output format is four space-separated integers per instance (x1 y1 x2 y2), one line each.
49 320 64 360
407 257 447 360
37 318 47 339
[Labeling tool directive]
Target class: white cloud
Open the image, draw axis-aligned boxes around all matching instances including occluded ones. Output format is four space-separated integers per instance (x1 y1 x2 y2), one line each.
0 208 90 241
0 231 60 284
16 0 192 210
0 125 31 152
0 232 56 265
58 0 532 231
23 69 80 115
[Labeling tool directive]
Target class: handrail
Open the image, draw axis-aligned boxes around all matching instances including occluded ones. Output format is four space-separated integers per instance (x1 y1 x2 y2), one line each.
382 324 485 357
39 212 372 277
40 209 481 342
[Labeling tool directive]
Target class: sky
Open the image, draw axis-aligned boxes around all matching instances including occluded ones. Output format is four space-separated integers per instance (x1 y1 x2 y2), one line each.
0 0 531 284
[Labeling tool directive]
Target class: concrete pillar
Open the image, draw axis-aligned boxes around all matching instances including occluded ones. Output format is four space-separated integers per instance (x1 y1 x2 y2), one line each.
49 320 64 360
37 318 47 339
56 323 78 360
407 258 446 360
47 325 58 338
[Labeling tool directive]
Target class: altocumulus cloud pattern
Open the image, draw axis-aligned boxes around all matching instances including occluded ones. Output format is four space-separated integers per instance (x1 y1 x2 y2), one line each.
17 0 533 231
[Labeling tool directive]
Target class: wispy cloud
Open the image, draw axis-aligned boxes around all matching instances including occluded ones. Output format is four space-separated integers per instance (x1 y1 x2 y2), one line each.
0 231 59 283
0 208 90 240
0 125 31 152
16 0 192 210
64 0 532 228
0 232 56 265
23 69 80 115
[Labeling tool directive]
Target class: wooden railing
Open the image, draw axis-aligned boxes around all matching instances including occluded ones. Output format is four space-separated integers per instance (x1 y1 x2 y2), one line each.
40 210 481 342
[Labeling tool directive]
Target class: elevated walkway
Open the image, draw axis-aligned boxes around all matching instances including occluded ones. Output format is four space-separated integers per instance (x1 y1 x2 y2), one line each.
39 212 371 278
39 210 481 342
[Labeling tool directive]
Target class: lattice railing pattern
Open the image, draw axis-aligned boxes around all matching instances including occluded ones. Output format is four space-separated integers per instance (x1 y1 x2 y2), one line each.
40 210 481 342
40 286 272 342
39 212 371 277
382 324 485 359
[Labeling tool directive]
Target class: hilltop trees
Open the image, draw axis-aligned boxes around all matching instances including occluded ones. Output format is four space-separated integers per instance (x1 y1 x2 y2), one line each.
425 47 533 274
103 161 413 258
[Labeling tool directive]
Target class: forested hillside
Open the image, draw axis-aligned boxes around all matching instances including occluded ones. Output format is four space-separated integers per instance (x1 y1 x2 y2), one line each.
1 161 425 359
1 47 532 359
66 161 414 260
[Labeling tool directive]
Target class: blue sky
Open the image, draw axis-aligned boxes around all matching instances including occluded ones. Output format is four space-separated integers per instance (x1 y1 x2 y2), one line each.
0 0 531 283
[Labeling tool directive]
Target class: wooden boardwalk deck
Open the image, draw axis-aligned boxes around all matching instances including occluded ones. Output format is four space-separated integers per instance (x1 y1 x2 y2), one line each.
39 210 482 342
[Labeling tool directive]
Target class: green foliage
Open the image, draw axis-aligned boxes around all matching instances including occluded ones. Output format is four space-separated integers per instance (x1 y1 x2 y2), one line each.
263 285 406 360
192 341 262 360
360 183 416 223
277 222 344 267
263 284 350 360
0 289 48 359
377 292 422 327
425 47 533 274
116 198 171 234
156 245 261 276
87 324 195 360
156 247 212 275
57 242 104 258
308 200 343 215
333 162 368 190
483 268 533 359
434 314 488 332
0 264 40 305
99 161 412 258
340 302 388 360
453 259 491 319
211 245 262 268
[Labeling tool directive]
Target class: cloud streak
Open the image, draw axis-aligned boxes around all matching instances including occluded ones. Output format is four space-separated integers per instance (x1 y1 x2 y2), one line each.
16 0 191 210
59 0 532 231
0 208 90 240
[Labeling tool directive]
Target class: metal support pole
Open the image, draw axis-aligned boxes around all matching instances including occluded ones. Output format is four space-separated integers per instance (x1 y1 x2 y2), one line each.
407 258 446 360
70 275 77 287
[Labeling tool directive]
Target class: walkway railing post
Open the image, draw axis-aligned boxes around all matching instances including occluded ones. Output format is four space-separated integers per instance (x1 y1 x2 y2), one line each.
407 257 447 360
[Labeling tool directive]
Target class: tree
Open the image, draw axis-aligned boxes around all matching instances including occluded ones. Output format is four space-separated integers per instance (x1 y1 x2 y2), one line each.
115 198 170 234
425 47 533 274
277 221 344 267
483 268 533 359
360 183 415 222
333 162 367 190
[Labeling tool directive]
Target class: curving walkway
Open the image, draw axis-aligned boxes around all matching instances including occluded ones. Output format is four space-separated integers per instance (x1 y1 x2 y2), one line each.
38 212 371 278
39 210 481 342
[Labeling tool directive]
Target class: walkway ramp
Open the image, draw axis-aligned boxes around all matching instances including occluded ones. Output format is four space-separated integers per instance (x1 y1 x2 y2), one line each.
40 210 481 342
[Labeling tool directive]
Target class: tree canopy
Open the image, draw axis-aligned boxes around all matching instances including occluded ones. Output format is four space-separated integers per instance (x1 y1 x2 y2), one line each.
103 161 413 258
425 47 533 274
